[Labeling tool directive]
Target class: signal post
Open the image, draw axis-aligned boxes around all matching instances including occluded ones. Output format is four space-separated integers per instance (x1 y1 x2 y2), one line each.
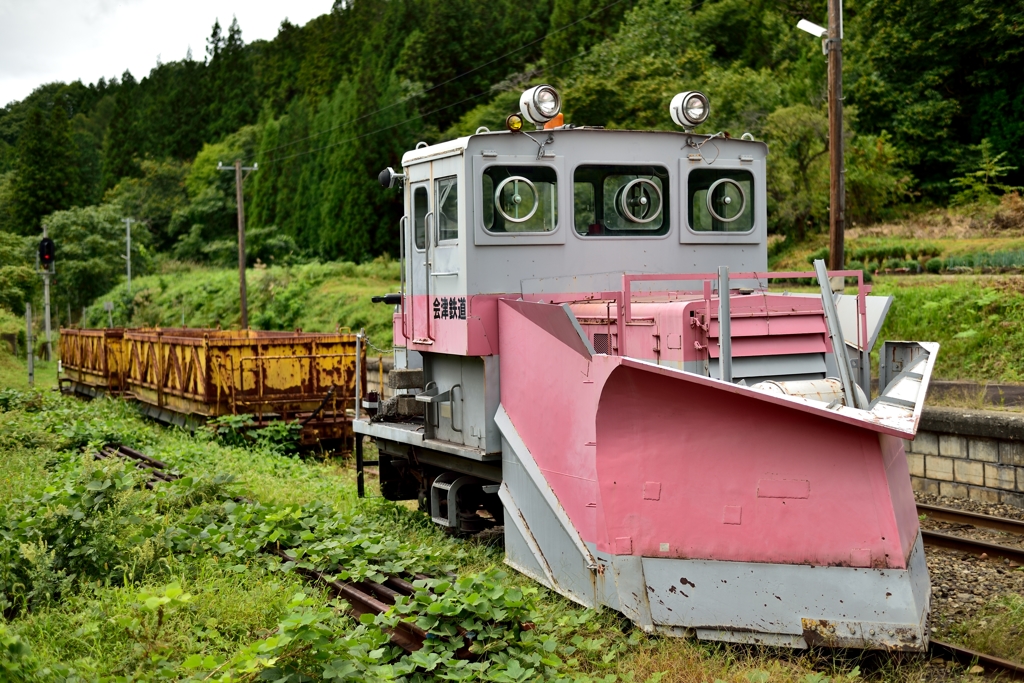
38 230 55 361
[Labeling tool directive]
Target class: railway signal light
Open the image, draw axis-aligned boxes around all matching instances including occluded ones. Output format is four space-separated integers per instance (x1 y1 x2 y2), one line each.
38 237 55 269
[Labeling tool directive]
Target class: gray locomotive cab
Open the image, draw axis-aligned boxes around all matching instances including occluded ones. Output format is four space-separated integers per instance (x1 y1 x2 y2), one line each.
371 126 770 533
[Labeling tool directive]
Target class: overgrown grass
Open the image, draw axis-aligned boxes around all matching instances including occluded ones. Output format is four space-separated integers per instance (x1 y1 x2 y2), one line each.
0 352 58 392
0 307 20 335
0 390 933 681
871 275 1024 383
948 594 1024 663
83 258 401 349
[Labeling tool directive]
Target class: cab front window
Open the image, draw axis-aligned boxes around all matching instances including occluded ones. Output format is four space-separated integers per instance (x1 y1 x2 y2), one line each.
574 165 669 236
482 166 557 233
688 169 754 232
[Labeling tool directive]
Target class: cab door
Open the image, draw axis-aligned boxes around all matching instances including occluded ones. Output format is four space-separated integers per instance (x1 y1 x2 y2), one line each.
406 177 431 344
406 156 463 345
428 155 464 329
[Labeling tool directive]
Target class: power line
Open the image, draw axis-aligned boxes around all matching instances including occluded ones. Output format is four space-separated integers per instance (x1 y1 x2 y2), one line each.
253 0 634 159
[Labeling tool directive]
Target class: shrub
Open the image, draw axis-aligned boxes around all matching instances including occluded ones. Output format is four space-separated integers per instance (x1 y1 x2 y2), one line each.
805 247 830 265
926 258 944 273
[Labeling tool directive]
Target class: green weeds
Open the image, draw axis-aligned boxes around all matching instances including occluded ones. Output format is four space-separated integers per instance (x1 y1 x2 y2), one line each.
0 389 917 681
84 259 400 347
872 276 1024 383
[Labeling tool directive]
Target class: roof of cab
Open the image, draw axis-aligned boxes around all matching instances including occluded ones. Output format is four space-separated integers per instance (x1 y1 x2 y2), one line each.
400 128 768 167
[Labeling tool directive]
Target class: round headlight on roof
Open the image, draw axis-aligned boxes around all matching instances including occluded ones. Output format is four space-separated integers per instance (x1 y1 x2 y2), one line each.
520 85 562 126
669 90 710 129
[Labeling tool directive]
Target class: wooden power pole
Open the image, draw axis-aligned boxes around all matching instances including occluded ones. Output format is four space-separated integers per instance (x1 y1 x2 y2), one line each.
219 160 257 329
827 0 845 271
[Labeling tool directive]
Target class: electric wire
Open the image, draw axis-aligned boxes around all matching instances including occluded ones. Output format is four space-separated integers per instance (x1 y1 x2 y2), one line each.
252 0 634 160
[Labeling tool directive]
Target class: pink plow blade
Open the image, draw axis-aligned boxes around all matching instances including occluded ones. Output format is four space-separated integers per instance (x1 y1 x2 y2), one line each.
496 299 933 650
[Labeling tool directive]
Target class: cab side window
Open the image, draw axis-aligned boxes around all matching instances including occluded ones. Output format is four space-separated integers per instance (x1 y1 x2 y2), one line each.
436 176 459 242
413 186 428 250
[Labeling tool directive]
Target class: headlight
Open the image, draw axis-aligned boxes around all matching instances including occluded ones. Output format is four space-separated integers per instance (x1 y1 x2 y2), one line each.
669 90 710 128
519 85 562 126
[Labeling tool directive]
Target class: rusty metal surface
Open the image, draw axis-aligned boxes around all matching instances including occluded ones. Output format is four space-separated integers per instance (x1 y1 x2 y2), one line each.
931 639 1024 679
122 328 362 416
63 327 364 444
801 617 923 651
921 529 1024 564
272 548 427 653
59 327 125 392
918 504 1024 536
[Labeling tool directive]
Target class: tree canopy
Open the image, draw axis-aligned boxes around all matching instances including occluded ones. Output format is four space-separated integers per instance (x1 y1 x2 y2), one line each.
0 0 1021 311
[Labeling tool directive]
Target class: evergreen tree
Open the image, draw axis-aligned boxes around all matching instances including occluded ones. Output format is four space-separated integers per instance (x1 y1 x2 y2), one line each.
102 71 141 190
8 105 78 235
542 0 637 79
205 18 258 141
140 54 210 159
397 0 546 132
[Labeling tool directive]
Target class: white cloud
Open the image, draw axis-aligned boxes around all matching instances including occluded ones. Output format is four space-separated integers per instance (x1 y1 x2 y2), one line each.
0 0 334 106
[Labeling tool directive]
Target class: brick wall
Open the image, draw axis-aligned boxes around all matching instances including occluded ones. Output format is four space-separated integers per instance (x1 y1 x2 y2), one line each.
907 408 1024 505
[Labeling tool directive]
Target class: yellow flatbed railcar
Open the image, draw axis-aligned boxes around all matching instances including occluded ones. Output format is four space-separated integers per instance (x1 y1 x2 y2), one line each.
59 327 364 445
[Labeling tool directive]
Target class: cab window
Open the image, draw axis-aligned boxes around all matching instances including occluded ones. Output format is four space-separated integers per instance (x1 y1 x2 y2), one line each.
574 165 669 236
412 185 427 250
688 169 754 232
436 176 459 242
482 166 557 233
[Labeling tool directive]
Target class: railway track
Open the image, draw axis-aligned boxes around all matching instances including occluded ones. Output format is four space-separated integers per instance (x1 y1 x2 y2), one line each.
918 503 1024 564
96 446 1024 674
930 639 1024 679
94 443 440 653
918 502 1024 678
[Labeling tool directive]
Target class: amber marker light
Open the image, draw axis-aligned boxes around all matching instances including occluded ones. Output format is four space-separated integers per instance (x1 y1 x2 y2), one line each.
506 113 524 132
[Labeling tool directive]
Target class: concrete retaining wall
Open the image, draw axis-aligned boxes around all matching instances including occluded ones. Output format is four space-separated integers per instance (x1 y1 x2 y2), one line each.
907 407 1024 505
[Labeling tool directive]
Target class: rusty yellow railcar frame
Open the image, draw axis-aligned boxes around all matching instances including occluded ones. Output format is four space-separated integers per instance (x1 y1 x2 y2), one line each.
58 328 125 396
59 327 364 445
123 328 364 444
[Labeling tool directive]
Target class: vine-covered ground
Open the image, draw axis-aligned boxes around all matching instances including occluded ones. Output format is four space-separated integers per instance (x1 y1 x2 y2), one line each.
0 389 963 681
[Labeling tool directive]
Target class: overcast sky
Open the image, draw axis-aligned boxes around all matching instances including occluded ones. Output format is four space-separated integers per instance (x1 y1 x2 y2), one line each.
0 0 335 107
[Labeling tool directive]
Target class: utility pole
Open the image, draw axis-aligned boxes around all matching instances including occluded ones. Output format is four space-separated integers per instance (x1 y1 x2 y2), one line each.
827 0 845 271
25 303 34 386
218 160 258 329
796 3 845 271
124 218 135 294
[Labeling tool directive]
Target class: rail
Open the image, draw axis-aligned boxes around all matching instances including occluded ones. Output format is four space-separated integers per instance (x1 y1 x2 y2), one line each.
918 503 1024 564
930 640 1024 679
93 442 480 656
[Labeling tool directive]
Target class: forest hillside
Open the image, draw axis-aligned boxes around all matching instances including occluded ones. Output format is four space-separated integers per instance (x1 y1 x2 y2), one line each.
0 0 1022 323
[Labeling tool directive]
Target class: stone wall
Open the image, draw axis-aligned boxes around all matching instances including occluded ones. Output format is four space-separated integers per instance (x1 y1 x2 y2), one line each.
907 407 1024 505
